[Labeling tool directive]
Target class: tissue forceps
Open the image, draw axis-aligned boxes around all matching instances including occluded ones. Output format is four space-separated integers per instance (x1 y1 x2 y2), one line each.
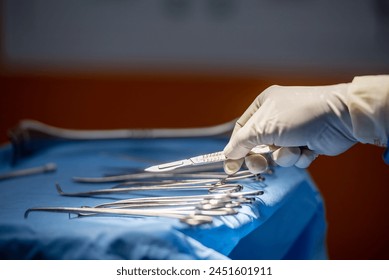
92 190 263 209
73 171 230 184
114 170 263 188
24 206 216 226
111 170 260 189
57 170 262 197
91 199 242 210
55 183 243 197
144 145 272 172
24 190 263 225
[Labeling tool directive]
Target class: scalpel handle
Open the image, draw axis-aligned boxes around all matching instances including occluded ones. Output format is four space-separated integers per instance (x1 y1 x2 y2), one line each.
190 151 226 165
190 144 274 166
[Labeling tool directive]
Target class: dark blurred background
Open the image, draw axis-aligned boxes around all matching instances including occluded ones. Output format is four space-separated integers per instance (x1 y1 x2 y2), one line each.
1 0 389 259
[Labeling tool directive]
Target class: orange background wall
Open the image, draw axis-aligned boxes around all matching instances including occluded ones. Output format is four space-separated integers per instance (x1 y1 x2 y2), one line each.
1 72 389 259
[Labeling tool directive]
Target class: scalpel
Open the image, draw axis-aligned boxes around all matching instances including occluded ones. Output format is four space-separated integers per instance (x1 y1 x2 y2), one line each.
145 145 272 172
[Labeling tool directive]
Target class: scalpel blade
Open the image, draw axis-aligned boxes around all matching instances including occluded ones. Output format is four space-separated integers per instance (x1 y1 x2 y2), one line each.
144 159 194 172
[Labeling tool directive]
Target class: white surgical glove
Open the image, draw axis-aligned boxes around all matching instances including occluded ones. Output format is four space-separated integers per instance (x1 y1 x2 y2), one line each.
223 83 357 174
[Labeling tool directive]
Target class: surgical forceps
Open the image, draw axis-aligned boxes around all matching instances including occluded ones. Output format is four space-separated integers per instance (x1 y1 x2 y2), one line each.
56 171 263 197
145 145 273 173
89 199 241 211
25 190 263 226
91 190 262 209
77 197 241 217
96 200 243 211
111 170 262 190
24 207 217 226
55 183 243 197
72 171 234 184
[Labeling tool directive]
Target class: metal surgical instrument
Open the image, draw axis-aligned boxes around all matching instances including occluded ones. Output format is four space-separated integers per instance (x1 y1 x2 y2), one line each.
73 171 231 183
94 197 252 209
90 199 242 211
144 145 273 173
0 163 56 181
56 171 264 197
55 183 243 197
90 190 263 209
25 190 263 226
111 170 262 189
24 206 217 226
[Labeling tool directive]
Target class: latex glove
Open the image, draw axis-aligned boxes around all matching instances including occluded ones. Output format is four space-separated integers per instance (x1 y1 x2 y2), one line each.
223 83 357 174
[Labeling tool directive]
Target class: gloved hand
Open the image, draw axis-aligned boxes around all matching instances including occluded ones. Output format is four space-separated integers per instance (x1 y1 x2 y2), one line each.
223 83 358 174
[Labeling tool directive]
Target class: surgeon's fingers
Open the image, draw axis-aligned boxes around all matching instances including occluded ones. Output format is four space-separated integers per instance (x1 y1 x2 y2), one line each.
245 153 268 174
224 153 269 175
223 158 244 175
295 149 318 168
271 147 301 167
223 123 257 174
224 93 265 158
271 147 318 168
223 129 256 160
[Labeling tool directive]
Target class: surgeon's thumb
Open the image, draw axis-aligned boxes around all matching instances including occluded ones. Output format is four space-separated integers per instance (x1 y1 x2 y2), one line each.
223 135 253 160
223 158 244 175
223 138 253 175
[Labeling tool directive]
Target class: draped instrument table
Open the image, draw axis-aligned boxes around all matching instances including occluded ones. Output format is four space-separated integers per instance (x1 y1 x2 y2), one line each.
0 137 327 260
